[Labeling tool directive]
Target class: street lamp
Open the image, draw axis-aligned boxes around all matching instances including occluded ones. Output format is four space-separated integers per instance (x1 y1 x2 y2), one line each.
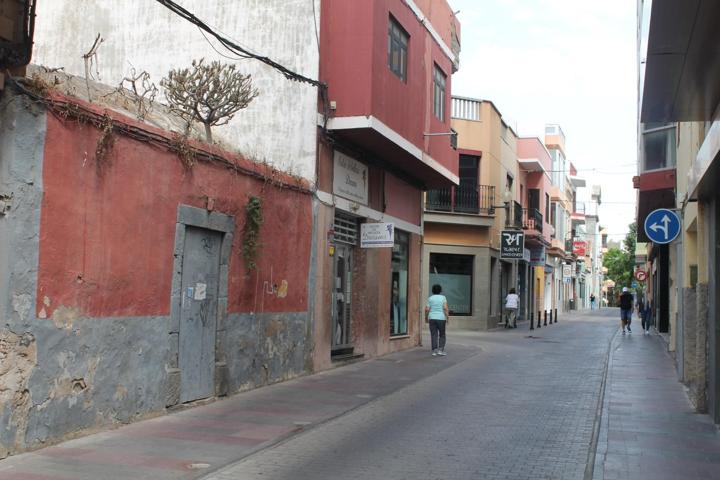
490 188 514 226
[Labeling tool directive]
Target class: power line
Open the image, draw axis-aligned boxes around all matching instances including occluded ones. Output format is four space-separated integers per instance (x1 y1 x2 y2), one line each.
155 0 326 89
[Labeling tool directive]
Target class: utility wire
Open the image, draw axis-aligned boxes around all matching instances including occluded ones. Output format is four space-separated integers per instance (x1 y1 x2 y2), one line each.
154 0 326 89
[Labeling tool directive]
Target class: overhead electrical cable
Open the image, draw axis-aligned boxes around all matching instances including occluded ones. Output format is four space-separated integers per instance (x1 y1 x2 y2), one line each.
154 0 326 89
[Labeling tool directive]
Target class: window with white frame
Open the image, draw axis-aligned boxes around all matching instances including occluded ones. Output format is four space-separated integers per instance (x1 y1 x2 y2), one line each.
641 123 676 171
433 64 446 121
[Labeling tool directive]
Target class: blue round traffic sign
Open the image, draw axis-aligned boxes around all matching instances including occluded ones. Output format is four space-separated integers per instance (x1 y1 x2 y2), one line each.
644 208 680 244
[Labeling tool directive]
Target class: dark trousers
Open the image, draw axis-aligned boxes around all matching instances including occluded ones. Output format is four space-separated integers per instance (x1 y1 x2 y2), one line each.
429 319 446 351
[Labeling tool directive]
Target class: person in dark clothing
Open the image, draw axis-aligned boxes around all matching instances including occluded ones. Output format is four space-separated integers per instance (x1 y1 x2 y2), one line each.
619 287 633 334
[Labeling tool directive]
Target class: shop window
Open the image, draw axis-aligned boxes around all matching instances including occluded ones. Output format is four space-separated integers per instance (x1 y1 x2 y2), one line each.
391 231 409 336
429 253 473 315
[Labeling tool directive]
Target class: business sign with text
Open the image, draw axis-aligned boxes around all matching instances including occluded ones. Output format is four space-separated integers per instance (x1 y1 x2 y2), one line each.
500 231 525 259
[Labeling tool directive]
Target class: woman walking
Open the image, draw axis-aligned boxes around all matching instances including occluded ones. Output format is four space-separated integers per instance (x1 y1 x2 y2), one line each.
425 284 449 356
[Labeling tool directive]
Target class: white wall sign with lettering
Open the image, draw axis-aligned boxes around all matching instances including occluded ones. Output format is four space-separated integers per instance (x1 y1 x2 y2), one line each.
333 150 368 205
361 223 394 248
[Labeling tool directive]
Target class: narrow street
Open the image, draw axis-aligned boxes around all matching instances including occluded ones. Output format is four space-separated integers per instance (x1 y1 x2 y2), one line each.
204 310 616 480
6 309 719 480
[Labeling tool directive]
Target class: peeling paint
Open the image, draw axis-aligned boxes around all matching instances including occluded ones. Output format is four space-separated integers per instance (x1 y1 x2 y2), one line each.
51 305 80 330
0 330 37 457
11 294 32 322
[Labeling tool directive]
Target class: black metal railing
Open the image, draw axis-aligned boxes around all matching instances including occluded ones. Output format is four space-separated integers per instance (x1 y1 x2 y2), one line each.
426 188 452 211
522 208 543 233
426 185 495 215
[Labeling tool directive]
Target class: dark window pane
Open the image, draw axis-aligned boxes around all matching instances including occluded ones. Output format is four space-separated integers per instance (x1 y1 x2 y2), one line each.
429 253 473 315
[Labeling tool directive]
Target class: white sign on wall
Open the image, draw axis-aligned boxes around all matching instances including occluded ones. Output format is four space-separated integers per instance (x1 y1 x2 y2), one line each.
333 150 368 204
360 223 394 248
562 264 572 280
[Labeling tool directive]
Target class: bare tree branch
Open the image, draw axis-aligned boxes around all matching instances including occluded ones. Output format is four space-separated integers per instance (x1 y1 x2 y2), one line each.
160 59 259 142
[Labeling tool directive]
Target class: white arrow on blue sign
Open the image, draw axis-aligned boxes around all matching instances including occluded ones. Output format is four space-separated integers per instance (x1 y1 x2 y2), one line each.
644 208 681 244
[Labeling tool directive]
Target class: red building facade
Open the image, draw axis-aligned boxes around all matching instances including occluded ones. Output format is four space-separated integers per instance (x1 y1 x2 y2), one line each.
312 0 461 368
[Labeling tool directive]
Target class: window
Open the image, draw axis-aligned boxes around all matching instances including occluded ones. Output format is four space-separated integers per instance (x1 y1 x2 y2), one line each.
429 253 473 315
391 231 409 336
388 17 408 82
545 193 550 220
642 123 676 171
433 64 446 121
455 155 479 213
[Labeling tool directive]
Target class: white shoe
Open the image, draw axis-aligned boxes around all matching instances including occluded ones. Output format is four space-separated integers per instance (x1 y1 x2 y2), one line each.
432 350 438 356
437 350 447 356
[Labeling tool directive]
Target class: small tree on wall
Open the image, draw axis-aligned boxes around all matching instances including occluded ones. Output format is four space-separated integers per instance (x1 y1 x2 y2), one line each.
161 59 259 142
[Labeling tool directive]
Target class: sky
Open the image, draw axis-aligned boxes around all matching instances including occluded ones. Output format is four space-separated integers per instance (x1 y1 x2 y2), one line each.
448 0 638 241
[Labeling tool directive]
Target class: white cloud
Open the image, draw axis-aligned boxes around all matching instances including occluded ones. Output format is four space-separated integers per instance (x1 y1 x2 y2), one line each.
449 0 638 239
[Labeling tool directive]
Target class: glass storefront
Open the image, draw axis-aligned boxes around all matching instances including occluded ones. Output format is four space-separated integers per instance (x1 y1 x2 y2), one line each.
429 253 474 315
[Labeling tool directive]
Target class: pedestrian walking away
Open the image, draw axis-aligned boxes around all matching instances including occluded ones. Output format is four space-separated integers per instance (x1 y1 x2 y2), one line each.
425 284 449 356
504 288 519 328
590 293 596 310
619 286 633 334
638 296 651 334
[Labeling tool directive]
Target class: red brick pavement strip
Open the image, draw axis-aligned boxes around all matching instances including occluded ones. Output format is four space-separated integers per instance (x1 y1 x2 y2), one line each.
0 344 481 480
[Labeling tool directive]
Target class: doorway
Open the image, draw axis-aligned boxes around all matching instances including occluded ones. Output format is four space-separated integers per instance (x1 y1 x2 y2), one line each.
179 226 222 403
332 243 353 354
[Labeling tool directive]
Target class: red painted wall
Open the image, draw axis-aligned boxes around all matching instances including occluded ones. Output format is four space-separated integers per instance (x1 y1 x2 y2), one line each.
384 172 421 225
38 113 312 319
320 0 457 177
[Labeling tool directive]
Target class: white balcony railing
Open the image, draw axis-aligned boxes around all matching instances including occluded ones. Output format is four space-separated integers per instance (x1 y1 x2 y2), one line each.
452 97 481 121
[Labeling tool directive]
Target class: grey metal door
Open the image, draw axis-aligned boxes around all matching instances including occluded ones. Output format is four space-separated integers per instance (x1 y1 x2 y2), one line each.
179 226 222 403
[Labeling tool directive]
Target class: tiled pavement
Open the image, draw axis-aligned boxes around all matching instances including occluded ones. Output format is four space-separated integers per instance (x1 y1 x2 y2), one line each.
593 328 720 479
0 343 482 480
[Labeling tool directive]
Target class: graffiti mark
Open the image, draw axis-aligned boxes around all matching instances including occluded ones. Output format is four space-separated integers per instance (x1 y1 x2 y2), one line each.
201 237 214 254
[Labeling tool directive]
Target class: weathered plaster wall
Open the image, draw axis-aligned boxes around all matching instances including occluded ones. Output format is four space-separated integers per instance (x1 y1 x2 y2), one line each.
38 113 313 319
31 0 320 180
0 93 45 458
0 91 315 456
225 312 309 393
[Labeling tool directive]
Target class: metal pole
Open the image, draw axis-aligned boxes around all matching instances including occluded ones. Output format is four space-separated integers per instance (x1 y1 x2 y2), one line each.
537 311 542 329
543 310 548 326
554 308 558 323
530 311 534 330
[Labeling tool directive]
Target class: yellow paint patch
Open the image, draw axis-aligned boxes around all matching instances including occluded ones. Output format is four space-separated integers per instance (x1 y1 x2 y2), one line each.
277 280 288 298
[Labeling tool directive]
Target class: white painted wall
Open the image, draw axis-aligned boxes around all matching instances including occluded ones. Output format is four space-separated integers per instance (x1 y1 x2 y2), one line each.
32 0 320 180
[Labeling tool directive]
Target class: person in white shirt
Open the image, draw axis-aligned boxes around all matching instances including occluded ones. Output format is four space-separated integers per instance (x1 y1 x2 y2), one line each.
504 288 520 329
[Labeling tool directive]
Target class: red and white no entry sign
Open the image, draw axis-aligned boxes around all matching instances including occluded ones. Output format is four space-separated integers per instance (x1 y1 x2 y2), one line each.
634 270 647 282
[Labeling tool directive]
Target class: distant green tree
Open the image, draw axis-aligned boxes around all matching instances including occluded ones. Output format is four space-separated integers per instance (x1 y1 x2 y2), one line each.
603 222 637 291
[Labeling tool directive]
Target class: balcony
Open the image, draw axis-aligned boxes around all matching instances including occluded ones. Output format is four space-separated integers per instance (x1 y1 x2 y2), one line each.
426 185 495 215
522 208 543 234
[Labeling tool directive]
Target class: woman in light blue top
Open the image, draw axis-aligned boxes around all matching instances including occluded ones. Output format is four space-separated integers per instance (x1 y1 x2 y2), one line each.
425 284 449 356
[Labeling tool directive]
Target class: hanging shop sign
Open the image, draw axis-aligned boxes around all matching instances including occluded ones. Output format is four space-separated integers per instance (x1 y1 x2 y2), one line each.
500 230 525 259
572 241 587 257
360 222 394 248
530 246 545 266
